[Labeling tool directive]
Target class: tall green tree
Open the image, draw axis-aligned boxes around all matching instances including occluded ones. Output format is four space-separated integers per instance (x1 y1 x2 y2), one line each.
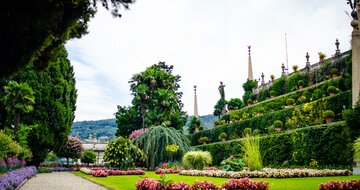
116 62 187 136
0 46 77 166
2 81 35 132
0 0 134 80
188 116 201 134
115 106 142 137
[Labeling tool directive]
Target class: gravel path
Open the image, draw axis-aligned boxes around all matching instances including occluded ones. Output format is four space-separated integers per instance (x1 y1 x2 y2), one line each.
20 172 108 190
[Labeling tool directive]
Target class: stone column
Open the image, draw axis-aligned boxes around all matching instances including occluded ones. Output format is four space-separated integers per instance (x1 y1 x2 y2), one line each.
352 3 360 107
193 85 198 117
247 46 254 81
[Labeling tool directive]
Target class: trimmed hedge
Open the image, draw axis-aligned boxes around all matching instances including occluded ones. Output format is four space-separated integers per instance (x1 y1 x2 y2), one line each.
189 91 351 146
193 122 352 168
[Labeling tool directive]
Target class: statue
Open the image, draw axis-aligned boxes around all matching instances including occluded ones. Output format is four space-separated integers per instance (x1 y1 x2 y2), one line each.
218 81 225 100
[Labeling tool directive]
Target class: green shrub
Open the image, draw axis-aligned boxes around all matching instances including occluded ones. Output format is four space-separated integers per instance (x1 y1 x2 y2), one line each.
218 132 227 140
81 150 96 166
298 80 304 87
344 99 360 139
286 98 295 106
271 77 287 96
194 122 352 168
243 128 252 136
327 86 337 94
273 120 283 128
199 137 209 144
323 110 335 119
241 135 262 171
220 156 245 171
182 151 212 170
0 130 24 159
269 90 275 97
286 72 302 92
330 68 338 75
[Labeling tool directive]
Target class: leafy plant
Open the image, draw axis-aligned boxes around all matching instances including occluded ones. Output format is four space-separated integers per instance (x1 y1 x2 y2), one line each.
241 135 262 171
286 98 295 106
319 52 326 60
323 110 335 119
270 74 275 81
222 178 269 190
182 151 212 170
104 137 145 169
227 98 244 110
292 65 299 72
133 126 191 170
220 155 245 171
191 180 219 190
270 90 275 97
199 137 209 144
298 80 304 87
330 68 338 75
273 120 283 129
128 128 148 140
81 150 96 166
57 136 84 167
188 116 201 134
218 132 227 140
327 86 337 94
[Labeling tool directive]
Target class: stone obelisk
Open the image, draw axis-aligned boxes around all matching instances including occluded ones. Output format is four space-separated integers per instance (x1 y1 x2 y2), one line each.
351 2 360 106
193 85 198 117
248 46 254 81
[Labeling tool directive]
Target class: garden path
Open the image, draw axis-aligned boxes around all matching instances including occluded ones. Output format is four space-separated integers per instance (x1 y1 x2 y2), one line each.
20 172 108 190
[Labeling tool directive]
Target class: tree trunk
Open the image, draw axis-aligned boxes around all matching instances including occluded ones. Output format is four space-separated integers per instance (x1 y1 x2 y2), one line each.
14 111 20 132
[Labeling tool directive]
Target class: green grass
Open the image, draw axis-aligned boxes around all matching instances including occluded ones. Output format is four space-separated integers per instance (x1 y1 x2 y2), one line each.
73 171 360 190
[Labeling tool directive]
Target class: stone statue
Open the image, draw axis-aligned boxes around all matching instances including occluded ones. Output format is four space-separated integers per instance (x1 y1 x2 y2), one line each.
218 81 225 100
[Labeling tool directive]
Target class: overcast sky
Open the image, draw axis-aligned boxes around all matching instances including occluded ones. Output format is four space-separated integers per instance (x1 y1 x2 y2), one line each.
66 0 352 121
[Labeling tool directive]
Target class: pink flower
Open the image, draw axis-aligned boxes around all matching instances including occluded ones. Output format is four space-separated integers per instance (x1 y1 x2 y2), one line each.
162 163 167 169
230 155 234 159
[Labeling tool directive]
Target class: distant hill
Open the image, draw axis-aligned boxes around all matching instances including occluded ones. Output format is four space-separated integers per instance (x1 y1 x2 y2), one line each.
71 114 217 141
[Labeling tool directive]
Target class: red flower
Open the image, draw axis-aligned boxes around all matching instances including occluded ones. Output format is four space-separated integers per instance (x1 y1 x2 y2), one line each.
162 163 167 169
230 155 234 159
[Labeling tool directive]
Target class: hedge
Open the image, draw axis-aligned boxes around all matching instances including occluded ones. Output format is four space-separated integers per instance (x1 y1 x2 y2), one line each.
193 122 352 168
189 91 351 146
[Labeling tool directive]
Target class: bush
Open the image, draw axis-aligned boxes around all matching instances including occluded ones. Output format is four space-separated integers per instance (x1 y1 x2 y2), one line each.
104 137 145 169
330 68 338 75
323 110 335 119
220 156 245 171
286 98 295 106
319 180 360 190
222 178 269 190
327 86 337 94
166 182 192 190
136 178 164 190
0 131 25 160
269 90 275 96
182 151 212 170
199 137 209 144
241 135 262 171
298 80 304 87
273 120 283 129
128 128 148 140
191 180 219 190
0 166 37 190
218 132 227 140
81 150 96 166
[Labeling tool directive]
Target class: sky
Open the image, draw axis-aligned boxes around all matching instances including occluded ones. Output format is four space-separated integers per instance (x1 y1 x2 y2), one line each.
66 0 352 122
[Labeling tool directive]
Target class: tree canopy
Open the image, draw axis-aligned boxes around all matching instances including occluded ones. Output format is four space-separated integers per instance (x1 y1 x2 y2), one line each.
116 62 187 137
0 0 134 80
188 116 201 134
57 136 84 166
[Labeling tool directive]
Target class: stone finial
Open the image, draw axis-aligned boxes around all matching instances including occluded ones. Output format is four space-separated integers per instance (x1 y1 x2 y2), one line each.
261 72 265 85
335 39 341 57
306 52 310 62
248 46 251 55
193 85 197 95
305 52 310 72
281 63 286 76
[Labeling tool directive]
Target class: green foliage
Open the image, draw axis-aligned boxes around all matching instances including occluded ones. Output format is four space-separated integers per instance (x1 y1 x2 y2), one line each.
182 151 212 170
270 90 275 96
327 86 337 94
184 114 217 134
242 91 253 103
195 122 352 168
218 132 227 140
323 110 335 119
0 130 26 159
270 77 287 96
116 62 187 133
188 116 201 134
165 144 180 154
354 137 360 162
227 98 244 110
57 136 84 166
81 150 96 165
0 0 134 79
286 72 302 92
220 156 245 171
213 99 227 117
72 119 117 141
0 46 77 166
241 135 262 171
199 137 209 144
242 80 257 92
273 120 283 128
243 128 252 136
330 68 338 75
115 106 142 137
286 98 295 106
292 65 299 72
104 137 145 169
298 80 304 87
133 126 191 170
344 99 360 139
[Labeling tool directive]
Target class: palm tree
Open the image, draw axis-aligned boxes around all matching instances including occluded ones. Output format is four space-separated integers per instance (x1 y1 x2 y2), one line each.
2 81 35 132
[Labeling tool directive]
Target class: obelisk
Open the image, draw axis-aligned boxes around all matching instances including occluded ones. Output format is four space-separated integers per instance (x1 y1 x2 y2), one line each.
248 46 254 81
193 85 198 117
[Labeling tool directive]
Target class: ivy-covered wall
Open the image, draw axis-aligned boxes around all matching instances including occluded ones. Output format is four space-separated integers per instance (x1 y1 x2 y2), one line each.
193 122 352 168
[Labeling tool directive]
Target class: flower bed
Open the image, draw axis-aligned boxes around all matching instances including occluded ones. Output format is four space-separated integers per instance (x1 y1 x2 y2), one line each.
319 180 360 190
0 166 37 190
135 178 269 190
155 168 181 174
179 168 351 179
80 167 92 175
0 157 27 174
37 167 74 172
80 167 145 177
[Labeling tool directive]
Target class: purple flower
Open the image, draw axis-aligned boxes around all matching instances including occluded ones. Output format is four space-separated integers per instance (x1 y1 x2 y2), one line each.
0 166 37 190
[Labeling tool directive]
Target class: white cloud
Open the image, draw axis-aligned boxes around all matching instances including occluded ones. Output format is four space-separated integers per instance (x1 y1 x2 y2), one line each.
66 0 352 121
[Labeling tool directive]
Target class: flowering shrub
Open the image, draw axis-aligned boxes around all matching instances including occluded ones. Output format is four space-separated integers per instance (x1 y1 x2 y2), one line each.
91 170 108 177
129 128 148 140
319 180 360 190
155 168 181 174
136 178 164 190
221 178 269 190
0 166 37 190
80 167 92 175
191 180 219 190
37 167 73 172
166 182 191 190
107 169 145 175
204 167 218 171
0 160 7 174
179 168 351 179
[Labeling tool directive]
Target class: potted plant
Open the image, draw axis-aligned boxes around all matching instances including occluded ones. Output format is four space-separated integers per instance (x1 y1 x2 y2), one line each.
247 99 252 106
214 120 221 126
270 74 275 82
330 68 338 78
323 110 335 124
298 80 304 89
218 132 227 142
243 128 252 137
292 65 299 72
198 125 204 131
286 98 295 107
318 52 326 61
273 120 283 132
269 90 275 99
199 137 209 145
327 85 337 96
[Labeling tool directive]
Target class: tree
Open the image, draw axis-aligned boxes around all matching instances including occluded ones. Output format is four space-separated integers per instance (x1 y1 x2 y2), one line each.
0 0 134 80
213 99 227 118
0 46 77 166
2 81 35 132
103 137 145 169
116 62 187 135
227 98 244 110
133 126 191 170
188 116 201 134
81 150 96 166
57 136 84 167
115 106 142 137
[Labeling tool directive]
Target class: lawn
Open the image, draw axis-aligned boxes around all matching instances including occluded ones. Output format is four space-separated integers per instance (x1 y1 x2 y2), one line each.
73 171 360 190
